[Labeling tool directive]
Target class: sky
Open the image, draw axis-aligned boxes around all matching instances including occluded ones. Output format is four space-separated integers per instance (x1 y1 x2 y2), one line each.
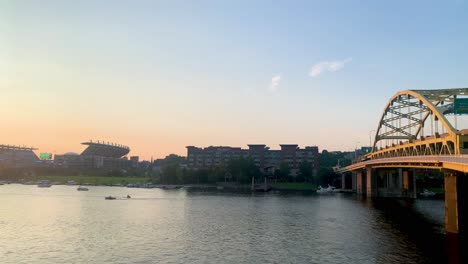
1 0 468 160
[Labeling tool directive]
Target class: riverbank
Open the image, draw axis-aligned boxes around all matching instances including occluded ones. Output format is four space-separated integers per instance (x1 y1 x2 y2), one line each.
0 176 320 191
0 175 152 186
271 182 316 191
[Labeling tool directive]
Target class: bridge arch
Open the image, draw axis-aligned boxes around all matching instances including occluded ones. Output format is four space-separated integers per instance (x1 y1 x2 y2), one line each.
372 88 468 157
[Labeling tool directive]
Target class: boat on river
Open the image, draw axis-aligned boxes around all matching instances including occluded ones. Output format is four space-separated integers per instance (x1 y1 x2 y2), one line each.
37 181 52 188
105 196 116 200
77 186 89 191
316 185 337 193
420 189 436 197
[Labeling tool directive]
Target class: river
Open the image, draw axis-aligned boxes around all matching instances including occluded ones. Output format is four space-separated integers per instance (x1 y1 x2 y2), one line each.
0 184 459 264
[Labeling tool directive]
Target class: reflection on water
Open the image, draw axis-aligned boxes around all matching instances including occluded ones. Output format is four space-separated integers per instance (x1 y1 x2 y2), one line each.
0 184 461 264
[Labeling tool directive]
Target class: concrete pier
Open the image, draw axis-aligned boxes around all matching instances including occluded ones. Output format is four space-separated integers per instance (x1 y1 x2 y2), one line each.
366 167 377 197
356 171 363 194
445 173 458 234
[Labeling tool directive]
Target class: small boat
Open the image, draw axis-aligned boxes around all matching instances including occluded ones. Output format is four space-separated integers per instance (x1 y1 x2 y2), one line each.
254 186 272 192
420 189 436 197
126 195 131 199
105 196 116 200
37 181 52 188
77 186 89 191
316 185 336 193
67 180 77 185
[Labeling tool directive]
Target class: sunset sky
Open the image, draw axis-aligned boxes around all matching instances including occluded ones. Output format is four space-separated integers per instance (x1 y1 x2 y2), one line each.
2 0 468 160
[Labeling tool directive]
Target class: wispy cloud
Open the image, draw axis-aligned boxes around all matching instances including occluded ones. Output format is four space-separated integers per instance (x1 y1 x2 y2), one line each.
269 74 282 91
309 58 352 77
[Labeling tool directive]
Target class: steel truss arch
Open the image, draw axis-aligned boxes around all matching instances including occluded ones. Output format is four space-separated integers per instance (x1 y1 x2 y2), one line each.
373 89 468 151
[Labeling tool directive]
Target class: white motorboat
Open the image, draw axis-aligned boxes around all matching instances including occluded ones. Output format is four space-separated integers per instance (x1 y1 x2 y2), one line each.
67 180 77 185
316 185 337 193
420 189 436 197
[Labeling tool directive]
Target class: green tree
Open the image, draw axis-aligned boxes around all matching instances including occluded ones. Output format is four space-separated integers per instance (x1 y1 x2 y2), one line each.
298 161 314 183
274 162 291 182
316 167 336 186
319 149 353 168
226 157 261 183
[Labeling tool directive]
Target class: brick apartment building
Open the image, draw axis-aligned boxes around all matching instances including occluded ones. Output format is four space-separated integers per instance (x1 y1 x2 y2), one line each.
186 144 319 176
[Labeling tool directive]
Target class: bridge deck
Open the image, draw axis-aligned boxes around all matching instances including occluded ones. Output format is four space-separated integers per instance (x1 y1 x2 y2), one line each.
341 155 468 173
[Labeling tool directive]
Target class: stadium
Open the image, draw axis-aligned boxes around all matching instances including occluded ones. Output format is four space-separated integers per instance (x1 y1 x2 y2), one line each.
0 144 39 169
54 140 131 169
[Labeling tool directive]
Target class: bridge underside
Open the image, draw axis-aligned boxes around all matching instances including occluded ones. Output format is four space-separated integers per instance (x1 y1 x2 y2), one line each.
342 164 468 241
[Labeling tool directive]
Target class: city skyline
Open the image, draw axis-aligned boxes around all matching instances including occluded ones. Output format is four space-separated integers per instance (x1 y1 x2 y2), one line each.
2 0 468 160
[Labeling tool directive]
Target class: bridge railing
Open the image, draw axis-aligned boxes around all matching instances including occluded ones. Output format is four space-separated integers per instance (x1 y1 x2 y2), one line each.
341 154 468 172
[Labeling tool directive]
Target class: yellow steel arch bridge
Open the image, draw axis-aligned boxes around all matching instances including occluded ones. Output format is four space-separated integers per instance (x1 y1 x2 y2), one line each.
342 88 468 173
338 88 468 236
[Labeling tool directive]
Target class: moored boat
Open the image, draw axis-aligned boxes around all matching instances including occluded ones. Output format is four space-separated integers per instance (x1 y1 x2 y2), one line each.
67 180 77 185
105 196 116 200
316 185 337 193
420 189 436 197
37 181 52 188
77 186 89 191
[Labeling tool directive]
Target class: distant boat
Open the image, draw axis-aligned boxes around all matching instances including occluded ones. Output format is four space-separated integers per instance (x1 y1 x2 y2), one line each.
254 186 272 192
37 181 52 188
316 185 336 194
67 180 77 185
420 189 436 197
77 186 89 191
105 196 116 200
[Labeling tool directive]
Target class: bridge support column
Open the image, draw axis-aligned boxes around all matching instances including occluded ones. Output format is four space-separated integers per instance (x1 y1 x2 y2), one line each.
402 170 417 198
445 173 458 234
443 170 468 261
366 167 377 197
356 171 363 194
352 172 357 191
341 173 346 189
403 170 409 197
398 168 403 189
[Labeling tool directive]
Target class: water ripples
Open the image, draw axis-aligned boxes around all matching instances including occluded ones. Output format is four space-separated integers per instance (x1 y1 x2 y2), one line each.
0 184 450 264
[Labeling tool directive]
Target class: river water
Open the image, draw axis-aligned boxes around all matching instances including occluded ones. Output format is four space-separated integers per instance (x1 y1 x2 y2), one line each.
0 184 459 264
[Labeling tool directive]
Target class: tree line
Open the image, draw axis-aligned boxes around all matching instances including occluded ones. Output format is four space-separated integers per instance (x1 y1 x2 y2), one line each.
155 151 353 186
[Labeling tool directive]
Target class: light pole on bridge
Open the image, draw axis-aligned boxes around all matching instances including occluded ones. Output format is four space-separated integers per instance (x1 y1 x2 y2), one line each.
354 141 360 159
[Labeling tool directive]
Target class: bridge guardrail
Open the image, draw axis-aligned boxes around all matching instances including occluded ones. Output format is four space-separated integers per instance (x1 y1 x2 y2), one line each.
340 155 468 173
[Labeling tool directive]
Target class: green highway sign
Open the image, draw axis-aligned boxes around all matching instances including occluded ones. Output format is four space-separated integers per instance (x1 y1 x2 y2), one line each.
361 147 373 154
454 98 468 114
39 153 52 160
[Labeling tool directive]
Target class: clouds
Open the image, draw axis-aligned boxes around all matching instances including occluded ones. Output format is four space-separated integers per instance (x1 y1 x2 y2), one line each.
309 58 352 77
269 74 282 92
268 57 352 93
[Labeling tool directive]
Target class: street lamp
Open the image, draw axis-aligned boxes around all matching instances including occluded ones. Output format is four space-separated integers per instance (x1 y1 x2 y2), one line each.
354 141 360 159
